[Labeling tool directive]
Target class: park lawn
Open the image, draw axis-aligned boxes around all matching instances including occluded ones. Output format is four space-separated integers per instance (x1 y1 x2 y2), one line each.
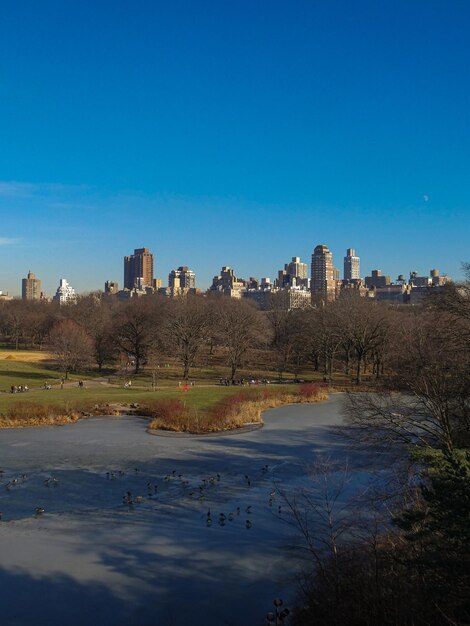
0 357 120 393
0 360 63 391
0 383 300 417
128 364 322 385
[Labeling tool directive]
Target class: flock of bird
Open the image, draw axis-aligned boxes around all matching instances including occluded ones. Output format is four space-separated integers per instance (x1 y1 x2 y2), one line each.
0 462 284 527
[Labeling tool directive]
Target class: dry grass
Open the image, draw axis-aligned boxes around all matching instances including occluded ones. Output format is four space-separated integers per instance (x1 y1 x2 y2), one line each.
0 400 119 428
0 350 53 363
0 401 80 428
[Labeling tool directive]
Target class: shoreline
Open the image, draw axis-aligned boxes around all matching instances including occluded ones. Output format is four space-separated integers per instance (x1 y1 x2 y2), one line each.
145 420 264 437
0 392 333 434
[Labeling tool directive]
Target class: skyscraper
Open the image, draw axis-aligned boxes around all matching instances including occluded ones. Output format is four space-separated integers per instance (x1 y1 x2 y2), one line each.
124 247 154 289
286 257 308 280
344 248 360 280
311 244 336 302
276 256 309 289
168 266 196 290
22 271 41 301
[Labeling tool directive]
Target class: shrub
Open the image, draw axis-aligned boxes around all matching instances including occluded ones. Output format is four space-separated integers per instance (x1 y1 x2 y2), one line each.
209 390 257 421
140 398 189 431
2 401 79 427
143 398 187 420
299 382 327 400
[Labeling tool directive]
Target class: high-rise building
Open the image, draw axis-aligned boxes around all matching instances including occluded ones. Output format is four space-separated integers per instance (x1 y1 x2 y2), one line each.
124 247 154 289
168 266 196 290
276 256 309 289
286 257 308 279
53 279 76 305
22 271 41 301
344 248 360 280
311 244 336 302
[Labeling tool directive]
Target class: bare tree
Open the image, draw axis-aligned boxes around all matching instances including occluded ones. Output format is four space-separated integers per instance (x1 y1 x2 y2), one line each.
162 296 210 380
113 298 160 374
214 297 266 382
49 319 94 379
2 300 28 350
279 458 361 614
430 263 470 322
344 307 470 452
72 296 116 371
339 295 390 384
305 304 343 381
265 295 299 379
27 302 56 350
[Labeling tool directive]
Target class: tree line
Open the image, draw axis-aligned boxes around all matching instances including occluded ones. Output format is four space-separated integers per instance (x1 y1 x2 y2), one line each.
0 285 465 388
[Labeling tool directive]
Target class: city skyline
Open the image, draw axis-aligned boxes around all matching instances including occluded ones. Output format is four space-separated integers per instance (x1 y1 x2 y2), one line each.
8 242 457 300
0 1 469 295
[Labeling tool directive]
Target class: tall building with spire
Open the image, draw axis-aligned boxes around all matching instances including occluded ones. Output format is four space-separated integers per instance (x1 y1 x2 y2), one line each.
22 271 41 301
124 247 154 289
344 248 360 280
311 244 336 302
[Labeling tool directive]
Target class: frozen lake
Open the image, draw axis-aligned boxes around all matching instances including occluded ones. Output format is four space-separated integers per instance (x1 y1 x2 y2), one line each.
0 394 390 626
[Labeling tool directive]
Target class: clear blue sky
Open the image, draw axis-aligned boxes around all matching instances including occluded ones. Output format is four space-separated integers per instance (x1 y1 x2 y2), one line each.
0 0 468 296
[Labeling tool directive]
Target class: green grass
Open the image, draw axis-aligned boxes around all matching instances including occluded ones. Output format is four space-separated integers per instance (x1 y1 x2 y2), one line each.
0 382 301 416
0 358 124 392
0 360 63 391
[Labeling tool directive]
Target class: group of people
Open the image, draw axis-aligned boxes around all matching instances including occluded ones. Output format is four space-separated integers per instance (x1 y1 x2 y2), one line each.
9 379 86 392
10 385 29 393
218 377 268 386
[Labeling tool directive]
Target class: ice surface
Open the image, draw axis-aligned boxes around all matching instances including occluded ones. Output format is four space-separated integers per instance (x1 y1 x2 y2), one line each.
0 394 391 626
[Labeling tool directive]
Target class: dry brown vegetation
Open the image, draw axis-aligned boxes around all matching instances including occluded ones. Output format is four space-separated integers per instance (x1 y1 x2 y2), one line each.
0 400 120 428
0 401 80 428
0 350 53 363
